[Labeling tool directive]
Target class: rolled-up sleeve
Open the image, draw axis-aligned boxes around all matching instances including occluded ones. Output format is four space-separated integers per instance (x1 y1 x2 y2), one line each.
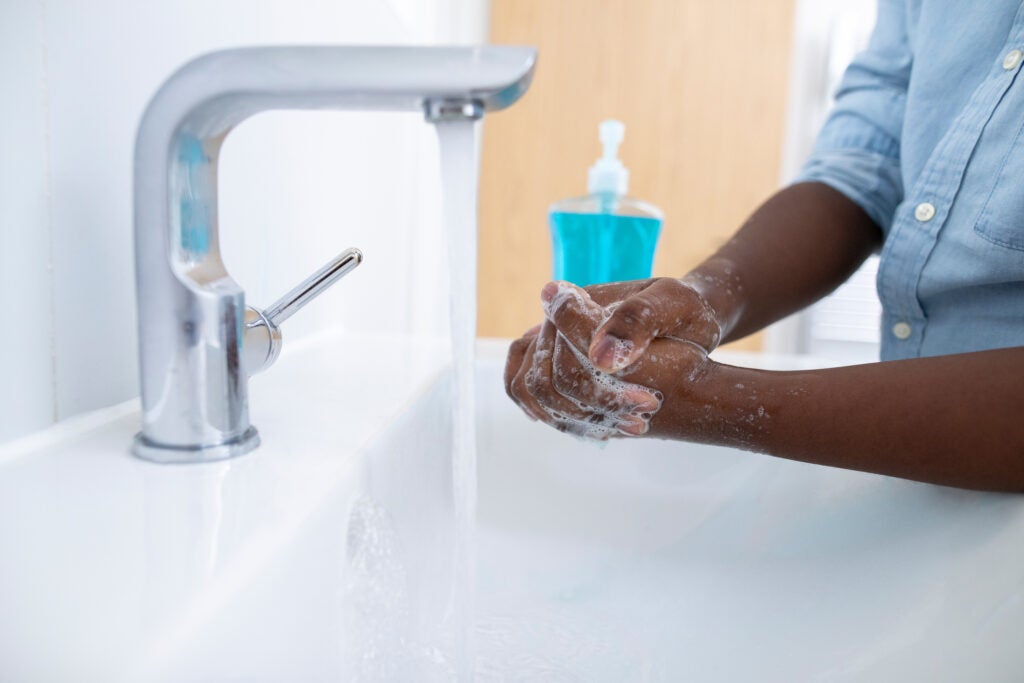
796 0 911 233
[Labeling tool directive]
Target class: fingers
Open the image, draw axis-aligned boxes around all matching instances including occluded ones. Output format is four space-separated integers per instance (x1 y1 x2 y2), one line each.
522 322 617 439
504 331 535 402
583 279 654 307
507 279 690 439
509 335 548 422
523 321 581 417
551 336 661 435
589 278 721 373
506 319 659 439
538 282 661 435
505 327 543 421
540 281 606 353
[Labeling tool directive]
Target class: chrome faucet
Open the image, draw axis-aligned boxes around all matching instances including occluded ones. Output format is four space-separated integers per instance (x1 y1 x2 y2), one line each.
132 46 536 463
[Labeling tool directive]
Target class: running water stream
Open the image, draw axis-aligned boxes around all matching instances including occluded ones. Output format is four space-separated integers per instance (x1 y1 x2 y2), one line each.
435 119 480 681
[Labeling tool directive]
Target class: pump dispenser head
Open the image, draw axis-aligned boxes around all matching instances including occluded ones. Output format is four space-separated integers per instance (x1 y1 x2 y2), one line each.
587 119 629 195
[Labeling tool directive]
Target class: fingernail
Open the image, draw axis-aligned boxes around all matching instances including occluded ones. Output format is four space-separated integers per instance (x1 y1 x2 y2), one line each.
623 389 660 412
590 335 618 370
540 281 561 304
616 416 648 436
590 334 633 371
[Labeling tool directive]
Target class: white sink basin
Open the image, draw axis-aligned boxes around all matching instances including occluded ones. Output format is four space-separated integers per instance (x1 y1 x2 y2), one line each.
0 332 462 682
2 335 1023 681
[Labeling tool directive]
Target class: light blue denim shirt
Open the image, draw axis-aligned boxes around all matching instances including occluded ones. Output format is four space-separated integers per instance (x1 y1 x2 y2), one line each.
798 0 1024 361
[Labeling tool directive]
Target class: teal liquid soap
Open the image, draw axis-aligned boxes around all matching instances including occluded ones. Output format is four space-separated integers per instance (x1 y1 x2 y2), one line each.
550 209 662 287
549 119 663 287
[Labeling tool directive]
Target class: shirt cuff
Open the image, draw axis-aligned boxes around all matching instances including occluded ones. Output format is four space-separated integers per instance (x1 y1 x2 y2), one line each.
795 113 904 233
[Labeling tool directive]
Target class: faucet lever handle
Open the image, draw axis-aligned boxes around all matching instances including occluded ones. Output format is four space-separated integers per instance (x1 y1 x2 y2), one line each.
264 247 363 326
244 247 363 375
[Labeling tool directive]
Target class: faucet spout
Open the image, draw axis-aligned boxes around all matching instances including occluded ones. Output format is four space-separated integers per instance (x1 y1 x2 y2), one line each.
132 46 536 463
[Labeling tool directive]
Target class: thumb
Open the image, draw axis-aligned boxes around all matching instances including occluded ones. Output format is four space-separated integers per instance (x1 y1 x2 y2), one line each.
589 278 717 372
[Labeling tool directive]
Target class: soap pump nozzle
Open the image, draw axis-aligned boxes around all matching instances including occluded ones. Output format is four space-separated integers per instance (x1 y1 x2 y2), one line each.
587 119 629 195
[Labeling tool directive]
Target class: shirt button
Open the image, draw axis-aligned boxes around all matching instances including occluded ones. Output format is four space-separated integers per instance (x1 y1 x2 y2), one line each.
914 202 936 222
1003 49 1023 70
892 321 912 340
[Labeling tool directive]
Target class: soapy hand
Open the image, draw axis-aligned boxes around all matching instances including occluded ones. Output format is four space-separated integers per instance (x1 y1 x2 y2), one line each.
503 283 661 439
504 281 715 441
577 276 725 373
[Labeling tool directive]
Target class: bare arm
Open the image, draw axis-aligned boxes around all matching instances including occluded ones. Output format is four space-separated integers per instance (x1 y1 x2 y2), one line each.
654 346 1024 492
691 181 881 344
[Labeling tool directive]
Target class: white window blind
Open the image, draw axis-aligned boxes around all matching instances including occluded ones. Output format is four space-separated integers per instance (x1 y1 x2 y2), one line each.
770 0 881 363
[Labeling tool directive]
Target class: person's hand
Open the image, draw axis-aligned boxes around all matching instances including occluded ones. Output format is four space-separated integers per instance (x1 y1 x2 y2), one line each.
504 282 717 441
579 276 725 373
502 288 661 439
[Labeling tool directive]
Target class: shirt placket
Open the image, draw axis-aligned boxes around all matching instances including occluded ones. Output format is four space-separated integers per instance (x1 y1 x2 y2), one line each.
877 6 1024 359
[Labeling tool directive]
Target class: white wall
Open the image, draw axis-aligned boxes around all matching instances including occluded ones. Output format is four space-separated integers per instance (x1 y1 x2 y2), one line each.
0 0 487 444
1 0 54 440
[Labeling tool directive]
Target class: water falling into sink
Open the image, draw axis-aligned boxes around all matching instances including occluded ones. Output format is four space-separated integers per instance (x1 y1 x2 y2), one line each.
436 119 480 681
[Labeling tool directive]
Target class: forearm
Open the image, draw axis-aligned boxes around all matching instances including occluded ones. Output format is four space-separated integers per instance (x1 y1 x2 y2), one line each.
682 182 882 344
666 347 1024 492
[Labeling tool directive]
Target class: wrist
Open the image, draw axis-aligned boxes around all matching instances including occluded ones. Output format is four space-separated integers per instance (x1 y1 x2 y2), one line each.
680 257 747 344
653 358 775 450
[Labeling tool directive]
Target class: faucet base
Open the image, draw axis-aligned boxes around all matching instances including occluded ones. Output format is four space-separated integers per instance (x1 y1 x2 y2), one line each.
131 427 261 464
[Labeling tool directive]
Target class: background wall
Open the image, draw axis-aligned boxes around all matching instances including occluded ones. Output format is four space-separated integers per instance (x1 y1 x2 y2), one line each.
0 0 486 444
477 0 796 347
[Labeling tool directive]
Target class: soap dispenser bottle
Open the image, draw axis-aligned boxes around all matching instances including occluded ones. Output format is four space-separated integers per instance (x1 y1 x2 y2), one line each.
549 119 663 287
